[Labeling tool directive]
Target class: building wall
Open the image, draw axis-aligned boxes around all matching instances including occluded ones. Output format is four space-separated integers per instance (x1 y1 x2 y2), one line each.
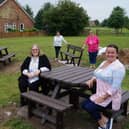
0 0 34 32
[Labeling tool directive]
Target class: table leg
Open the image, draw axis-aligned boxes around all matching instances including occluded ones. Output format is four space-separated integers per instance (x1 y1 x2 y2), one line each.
69 89 79 109
51 83 61 98
41 82 61 124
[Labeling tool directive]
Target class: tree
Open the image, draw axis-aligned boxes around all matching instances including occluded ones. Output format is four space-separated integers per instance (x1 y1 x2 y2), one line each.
94 19 100 26
34 9 43 30
108 6 125 32
124 16 129 30
34 2 53 30
40 0 89 35
101 19 109 27
23 4 33 18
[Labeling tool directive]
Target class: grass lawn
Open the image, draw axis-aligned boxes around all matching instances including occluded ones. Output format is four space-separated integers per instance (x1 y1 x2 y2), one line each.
0 35 129 129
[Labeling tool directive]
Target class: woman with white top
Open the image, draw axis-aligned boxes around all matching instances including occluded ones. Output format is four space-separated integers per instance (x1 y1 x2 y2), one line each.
18 44 51 106
53 31 67 61
82 44 125 129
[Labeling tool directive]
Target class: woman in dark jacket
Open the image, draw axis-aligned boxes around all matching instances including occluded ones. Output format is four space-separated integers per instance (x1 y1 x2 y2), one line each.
18 44 51 106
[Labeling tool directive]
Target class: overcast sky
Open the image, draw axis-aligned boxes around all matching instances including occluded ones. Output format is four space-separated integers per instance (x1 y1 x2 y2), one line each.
17 0 129 22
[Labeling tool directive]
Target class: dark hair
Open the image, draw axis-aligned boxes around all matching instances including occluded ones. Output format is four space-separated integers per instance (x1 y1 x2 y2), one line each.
56 31 60 33
107 44 119 54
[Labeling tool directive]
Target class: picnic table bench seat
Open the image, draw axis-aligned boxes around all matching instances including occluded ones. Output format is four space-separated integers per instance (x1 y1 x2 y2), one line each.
78 88 129 129
60 44 84 66
103 90 129 129
0 46 15 65
22 91 72 129
0 53 15 62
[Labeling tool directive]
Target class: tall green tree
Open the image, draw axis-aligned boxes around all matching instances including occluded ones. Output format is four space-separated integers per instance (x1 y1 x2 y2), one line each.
34 9 43 30
101 19 109 27
124 16 129 30
94 19 100 26
108 6 125 32
23 4 34 18
41 0 89 35
34 2 53 30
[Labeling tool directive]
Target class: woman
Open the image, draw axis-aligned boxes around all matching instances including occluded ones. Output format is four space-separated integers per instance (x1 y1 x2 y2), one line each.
82 30 99 68
18 44 51 106
82 44 125 129
53 31 68 61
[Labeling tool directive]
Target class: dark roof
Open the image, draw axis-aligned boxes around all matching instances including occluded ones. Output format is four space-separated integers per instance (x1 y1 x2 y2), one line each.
0 0 5 4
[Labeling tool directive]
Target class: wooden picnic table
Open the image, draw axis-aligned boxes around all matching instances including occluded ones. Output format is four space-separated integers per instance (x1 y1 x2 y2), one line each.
40 65 94 108
40 65 129 129
0 46 15 65
22 65 94 129
0 47 8 56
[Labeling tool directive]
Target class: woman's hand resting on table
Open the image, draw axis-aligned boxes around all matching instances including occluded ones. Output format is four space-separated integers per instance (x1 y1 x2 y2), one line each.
85 77 96 88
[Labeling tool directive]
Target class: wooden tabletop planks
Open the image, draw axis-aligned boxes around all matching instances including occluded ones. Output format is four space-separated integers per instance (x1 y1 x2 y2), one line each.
40 66 94 86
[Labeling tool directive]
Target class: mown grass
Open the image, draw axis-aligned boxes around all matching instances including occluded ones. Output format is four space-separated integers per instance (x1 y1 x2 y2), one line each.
0 35 129 129
3 118 35 129
0 35 129 104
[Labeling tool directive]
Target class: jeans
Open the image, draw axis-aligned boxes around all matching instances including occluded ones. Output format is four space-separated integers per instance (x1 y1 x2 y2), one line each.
88 51 98 64
82 98 111 121
54 46 61 58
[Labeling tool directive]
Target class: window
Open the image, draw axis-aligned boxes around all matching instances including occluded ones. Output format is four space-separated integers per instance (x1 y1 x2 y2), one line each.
12 23 16 30
4 23 16 32
4 23 8 32
19 23 24 32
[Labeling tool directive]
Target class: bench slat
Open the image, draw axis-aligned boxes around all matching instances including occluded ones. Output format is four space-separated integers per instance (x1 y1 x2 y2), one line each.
121 91 129 104
104 90 129 119
29 91 72 108
22 91 72 112
60 44 83 66
0 53 15 61
22 91 72 129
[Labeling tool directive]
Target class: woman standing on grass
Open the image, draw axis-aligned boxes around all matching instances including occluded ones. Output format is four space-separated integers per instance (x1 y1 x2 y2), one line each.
82 30 99 68
82 44 125 129
53 31 68 61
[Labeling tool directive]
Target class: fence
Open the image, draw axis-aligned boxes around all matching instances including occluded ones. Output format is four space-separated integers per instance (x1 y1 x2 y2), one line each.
83 28 129 36
0 31 46 38
96 29 129 36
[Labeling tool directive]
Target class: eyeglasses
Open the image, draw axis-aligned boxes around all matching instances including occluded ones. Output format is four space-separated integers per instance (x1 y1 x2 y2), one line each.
32 49 39 51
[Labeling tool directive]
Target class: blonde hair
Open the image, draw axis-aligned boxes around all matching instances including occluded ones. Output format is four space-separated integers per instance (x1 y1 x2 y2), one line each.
31 44 40 56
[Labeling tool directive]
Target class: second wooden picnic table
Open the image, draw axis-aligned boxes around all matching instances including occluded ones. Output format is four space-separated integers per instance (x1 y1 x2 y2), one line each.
0 46 15 65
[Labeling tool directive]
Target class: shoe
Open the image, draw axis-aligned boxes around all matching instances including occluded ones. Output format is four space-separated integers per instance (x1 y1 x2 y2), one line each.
92 64 96 68
90 65 93 68
57 59 61 62
106 118 113 129
98 126 106 129
55 58 58 61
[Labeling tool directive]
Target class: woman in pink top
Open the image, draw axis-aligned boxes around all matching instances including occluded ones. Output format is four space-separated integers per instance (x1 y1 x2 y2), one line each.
82 44 125 129
82 30 99 68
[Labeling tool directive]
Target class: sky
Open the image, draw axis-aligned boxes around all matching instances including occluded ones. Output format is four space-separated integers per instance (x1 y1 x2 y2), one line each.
17 0 129 22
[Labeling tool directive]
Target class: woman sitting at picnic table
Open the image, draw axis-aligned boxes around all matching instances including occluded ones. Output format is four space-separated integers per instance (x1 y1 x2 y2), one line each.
82 44 125 129
18 44 51 106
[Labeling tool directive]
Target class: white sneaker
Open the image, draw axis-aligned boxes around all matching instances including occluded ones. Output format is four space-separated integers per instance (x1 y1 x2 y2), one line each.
106 118 113 129
55 58 58 61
